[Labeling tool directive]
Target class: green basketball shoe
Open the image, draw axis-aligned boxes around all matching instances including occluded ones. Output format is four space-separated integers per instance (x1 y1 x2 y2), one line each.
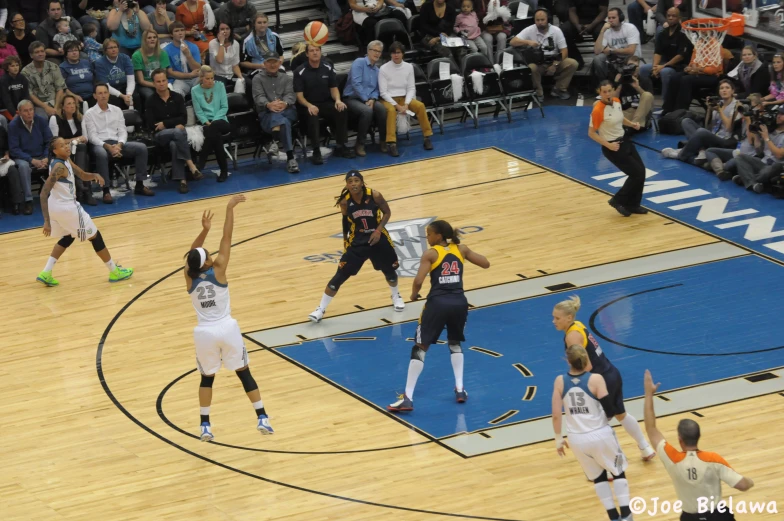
108 265 134 283
36 271 59 287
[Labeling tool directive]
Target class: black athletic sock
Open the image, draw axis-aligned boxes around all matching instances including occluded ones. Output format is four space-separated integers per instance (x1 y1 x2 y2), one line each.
103 186 110 194
286 150 294 160
200 414 210 423
619 506 631 518
255 407 267 417
606 508 620 520
272 130 280 142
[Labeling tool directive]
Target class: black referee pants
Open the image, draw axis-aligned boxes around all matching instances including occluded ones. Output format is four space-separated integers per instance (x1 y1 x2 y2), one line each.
602 139 646 210
297 102 349 151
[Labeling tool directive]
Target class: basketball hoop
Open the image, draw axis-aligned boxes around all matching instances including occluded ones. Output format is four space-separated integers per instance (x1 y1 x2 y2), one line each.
681 18 731 69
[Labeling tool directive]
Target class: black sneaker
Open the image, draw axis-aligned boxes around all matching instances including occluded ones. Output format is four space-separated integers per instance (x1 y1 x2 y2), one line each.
335 146 356 159
628 206 649 215
311 150 324 165
608 198 632 217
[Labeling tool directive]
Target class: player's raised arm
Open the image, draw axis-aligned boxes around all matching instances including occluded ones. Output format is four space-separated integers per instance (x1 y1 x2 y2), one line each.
459 244 490 269
190 210 214 250
213 194 246 271
410 248 438 301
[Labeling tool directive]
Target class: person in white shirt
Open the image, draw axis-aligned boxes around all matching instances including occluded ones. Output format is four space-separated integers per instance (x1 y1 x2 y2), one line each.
510 8 578 100
378 42 434 158
592 8 641 85
83 83 153 203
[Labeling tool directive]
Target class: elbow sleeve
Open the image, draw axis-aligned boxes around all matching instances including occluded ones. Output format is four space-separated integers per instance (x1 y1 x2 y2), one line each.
599 395 614 418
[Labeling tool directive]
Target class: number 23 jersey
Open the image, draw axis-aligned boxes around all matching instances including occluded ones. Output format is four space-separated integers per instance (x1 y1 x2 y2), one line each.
189 267 231 325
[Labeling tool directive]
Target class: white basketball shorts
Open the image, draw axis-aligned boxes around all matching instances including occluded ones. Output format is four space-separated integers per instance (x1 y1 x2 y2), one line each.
49 202 97 241
193 317 249 375
568 425 629 480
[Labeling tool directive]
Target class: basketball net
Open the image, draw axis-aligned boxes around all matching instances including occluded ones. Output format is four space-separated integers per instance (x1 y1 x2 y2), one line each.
681 18 730 69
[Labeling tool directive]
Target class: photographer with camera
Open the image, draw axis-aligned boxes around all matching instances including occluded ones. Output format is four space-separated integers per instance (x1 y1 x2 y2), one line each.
733 105 784 193
107 0 152 54
592 8 642 86
704 93 764 180
662 79 740 165
612 55 653 129
510 8 578 100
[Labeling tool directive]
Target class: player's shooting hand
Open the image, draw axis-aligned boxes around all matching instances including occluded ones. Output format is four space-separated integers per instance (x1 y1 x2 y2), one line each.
201 209 213 230
227 194 246 208
43 222 51 237
644 369 660 395
368 229 381 245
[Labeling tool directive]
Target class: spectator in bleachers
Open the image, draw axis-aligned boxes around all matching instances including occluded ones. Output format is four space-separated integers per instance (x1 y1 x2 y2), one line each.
52 18 81 54
106 0 152 54
133 30 170 106
215 0 256 41
84 83 153 202
591 8 641 85
733 105 784 193
476 0 510 63
294 43 355 165
344 40 386 157
628 0 690 42
60 41 95 107
639 7 690 113
762 54 784 108
665 43 733 113
324 0 344 26
146 68 203 193
252 51 299 174
176 0 216 53
150 0 176 40
14 0 47 32
36 1 84 60
191 65 231 181
8 13 36 66
662 79 740 165
378 42 433 157
165 22 201 97
94 38 136 109
557 0 607 69
240 13 284 77
419 0 466 62
705 93 762 180
23 42 66 119
454 0 488 58
209 21 242 88
510 8 578 100
613 55 653 128
0 56 30 122
48 93 94 204
82 23 103 63
8 99 53 215
0 30 19 77
349 0 408 47
0 124 25 215
289 41 308 72
728 46 770 99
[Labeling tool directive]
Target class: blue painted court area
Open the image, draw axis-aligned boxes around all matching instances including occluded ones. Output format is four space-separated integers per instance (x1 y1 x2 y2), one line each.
279 254 784 438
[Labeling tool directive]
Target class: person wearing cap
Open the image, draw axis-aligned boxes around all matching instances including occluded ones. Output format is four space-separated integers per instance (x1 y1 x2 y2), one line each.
733 104 784 194
643 369 755 521
344 40 387 157
192 65 231 181
252 50 299 173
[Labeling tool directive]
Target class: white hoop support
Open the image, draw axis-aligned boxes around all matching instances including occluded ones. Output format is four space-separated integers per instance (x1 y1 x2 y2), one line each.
681 18 730 69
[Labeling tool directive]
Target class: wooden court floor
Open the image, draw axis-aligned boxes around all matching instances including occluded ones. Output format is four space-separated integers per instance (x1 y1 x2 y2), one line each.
2 149 781 520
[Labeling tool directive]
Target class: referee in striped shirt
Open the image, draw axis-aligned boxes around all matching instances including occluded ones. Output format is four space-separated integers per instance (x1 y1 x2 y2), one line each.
643 370 754 521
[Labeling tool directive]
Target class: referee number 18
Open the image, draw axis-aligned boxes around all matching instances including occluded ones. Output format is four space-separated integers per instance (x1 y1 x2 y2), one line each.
687 468 698 480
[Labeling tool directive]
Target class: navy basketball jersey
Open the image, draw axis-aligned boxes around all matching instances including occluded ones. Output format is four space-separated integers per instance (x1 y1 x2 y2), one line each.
344 187 392 248
564 321 613 374
428 243 465 298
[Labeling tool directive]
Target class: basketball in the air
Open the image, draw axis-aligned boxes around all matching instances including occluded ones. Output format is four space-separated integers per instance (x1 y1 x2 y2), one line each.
304 21 329 46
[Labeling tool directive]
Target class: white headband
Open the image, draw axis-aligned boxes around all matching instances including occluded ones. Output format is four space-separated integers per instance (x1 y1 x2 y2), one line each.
196 247 207 268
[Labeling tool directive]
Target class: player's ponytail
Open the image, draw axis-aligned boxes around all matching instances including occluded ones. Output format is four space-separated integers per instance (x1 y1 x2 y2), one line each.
184 248 208 279
554 295 581 317
429 220 461 244
566 344 589 371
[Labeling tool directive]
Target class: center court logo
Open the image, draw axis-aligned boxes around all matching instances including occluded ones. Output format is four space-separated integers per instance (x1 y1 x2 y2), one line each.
303 217 484 277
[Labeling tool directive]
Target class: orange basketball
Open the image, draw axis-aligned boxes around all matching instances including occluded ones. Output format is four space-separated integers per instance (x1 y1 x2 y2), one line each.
304 21 329 47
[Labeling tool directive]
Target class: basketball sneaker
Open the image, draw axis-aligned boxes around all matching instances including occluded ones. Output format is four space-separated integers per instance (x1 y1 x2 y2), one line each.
392 294 405 311
257 414 274 435
455 389 468 403
308 307 325 323
200 422 214 442
387 394 413 412
36 270 59 287
641 445 656 461
108 265 134 283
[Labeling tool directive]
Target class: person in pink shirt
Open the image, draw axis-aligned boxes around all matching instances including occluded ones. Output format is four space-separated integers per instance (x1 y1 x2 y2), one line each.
454 0 489 59
0 30 20 77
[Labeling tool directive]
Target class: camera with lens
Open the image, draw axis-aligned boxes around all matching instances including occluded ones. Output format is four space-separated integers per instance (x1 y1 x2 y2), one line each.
608 56 637 84
745 106 779 134
705 96 721 106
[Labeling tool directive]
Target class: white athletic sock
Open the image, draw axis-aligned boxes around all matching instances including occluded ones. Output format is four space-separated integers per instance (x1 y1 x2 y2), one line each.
43 256 57 272
252 400 264 410
450 353 464 392
200 407 210 416
613 478 630 507
390 285 400 298
105 259 116 271
405 359 424 400
620 413 649 450
594 481 617 510
319 293 333 311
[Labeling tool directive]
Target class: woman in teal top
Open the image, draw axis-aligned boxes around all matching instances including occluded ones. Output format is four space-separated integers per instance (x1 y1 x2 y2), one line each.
192 65 231 182
106 1 152 53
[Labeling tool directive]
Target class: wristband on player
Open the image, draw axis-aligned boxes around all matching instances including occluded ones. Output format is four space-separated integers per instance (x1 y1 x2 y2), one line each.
555 434 564 448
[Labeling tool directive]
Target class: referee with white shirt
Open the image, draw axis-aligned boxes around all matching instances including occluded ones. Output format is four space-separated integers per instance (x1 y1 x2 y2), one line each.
588 80 647 217
643 370 755 521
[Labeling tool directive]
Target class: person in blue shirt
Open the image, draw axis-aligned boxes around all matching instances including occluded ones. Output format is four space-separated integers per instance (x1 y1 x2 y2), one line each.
343 40 387 158
94 38 136 109
8 100 54 215
165 21 201 97
59 41 96 106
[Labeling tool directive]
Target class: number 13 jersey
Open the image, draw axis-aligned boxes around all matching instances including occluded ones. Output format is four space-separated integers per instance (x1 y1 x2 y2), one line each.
562 371 609 434
428 243 464 298
189 267 232 325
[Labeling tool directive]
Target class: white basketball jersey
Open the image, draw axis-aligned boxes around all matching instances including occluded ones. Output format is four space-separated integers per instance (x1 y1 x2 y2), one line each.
189 268 232 325
49 158 77 205
562 372 609 434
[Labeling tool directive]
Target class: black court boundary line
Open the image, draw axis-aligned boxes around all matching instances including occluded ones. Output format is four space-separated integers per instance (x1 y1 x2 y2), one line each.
156 344 436 455
0 148 500 237
243 240 727 337
491 146 784 269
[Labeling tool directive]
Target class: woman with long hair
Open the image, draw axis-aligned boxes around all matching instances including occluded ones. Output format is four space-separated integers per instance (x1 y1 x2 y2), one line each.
191 66 231 182
176 0 216 53
7 13 36 66
49 94 94 205
132 30 171 106
728 45 770 99
209 21 242 89
240 13 284 75
762 53 784 108
106 0 152 53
